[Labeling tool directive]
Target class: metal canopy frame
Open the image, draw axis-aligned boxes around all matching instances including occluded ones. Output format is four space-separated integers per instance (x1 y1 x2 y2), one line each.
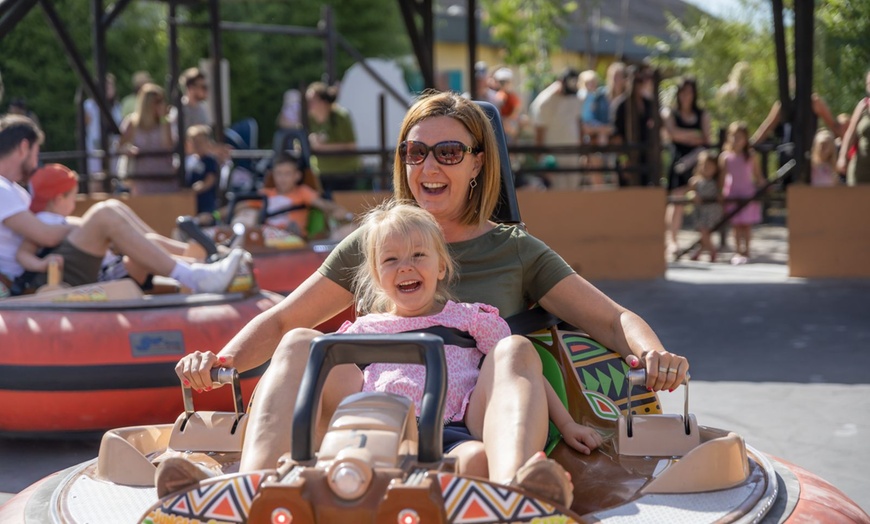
0 0 814 183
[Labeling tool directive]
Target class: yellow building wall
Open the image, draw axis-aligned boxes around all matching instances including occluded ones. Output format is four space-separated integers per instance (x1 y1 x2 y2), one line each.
434 42 617 96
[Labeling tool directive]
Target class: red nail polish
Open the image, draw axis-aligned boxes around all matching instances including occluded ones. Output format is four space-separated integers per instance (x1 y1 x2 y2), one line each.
219 357 226 363
205 386 211 391
183 379 189 386
669 388 674 393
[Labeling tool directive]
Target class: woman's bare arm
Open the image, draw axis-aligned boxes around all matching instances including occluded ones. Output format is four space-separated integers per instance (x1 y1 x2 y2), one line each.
538 274 687 391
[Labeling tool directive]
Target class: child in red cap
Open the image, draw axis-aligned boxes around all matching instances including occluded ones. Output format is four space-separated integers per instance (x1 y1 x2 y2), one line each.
15 164 79 275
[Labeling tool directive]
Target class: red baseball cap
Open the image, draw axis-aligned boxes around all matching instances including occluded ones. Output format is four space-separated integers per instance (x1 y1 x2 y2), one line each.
29 164 79 213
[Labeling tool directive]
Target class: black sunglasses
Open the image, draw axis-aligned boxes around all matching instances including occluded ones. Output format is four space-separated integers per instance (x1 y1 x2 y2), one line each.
399 140 481 166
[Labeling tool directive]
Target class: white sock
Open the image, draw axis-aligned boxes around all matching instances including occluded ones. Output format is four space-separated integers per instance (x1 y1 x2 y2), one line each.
169 261 195 289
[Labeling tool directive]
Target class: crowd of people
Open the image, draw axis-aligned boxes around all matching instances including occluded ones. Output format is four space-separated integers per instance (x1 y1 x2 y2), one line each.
6 62 870 269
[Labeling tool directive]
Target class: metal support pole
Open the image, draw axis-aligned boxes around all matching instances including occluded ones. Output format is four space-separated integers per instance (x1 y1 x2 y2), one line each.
322 6 336 85
168 0 185 186
792 0 814 184
771 0 791 122
91 0 110 185
38 0 119 137
379 93 388 189
467 0 477 99
397 0 434 89
208 0 224 143
0 0 38 42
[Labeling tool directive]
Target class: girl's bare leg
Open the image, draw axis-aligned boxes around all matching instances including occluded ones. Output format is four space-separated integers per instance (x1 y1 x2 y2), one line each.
464 335 549 483
239 328 363 472
699 228 714 256
447 440 488 478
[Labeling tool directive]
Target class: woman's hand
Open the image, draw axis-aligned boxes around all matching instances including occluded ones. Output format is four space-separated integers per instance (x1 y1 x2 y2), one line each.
175 351 234 392
559 422 604 455
633 351 689 392
837 156 848 175
40 254 64 273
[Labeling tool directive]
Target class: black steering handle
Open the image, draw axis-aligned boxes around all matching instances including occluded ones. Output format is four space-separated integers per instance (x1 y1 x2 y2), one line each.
292 333 447 464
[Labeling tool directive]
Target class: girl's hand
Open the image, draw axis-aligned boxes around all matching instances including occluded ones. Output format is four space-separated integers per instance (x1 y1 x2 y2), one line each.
174 351 234 392
640 350 689 392
559 422 604 455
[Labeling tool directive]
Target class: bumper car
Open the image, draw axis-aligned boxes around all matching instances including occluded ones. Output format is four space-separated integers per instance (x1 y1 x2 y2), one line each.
181 192 354 333
1 103 866 522
0 257 283 435
1 331 867 523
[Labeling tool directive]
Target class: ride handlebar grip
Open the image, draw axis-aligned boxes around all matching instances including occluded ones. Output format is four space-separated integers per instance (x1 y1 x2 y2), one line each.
209 367 238 387
627 368 690 387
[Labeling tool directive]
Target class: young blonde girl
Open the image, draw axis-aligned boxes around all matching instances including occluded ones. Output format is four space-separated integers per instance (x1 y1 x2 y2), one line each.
688 150 722 262
719 121 764 265
811 130 840 187
338 200 600 503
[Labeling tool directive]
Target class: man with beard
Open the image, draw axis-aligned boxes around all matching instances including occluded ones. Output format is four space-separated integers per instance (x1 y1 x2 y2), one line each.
0 114 245 297
530 67 584 190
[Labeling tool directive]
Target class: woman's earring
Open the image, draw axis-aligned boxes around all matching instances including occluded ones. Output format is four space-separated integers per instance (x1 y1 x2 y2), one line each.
468 177 478 200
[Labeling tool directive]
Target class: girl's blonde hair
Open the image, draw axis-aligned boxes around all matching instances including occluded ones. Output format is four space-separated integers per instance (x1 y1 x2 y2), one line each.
392 90 500 228
353 200 456 315
811 130 836 166
724 121 751 159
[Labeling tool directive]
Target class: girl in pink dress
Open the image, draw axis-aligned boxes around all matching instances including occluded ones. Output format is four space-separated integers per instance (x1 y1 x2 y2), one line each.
719 122 764 264
338 201 602 483
811 130 840 187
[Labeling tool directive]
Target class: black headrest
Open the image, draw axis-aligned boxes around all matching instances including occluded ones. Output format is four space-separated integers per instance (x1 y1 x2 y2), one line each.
475 101 522 224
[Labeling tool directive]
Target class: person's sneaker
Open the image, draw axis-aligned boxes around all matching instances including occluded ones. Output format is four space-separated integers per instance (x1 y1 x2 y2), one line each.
188 248 246 293
154 457 215 498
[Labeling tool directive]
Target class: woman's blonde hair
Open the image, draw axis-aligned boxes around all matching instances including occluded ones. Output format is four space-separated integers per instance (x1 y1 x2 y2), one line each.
353 200 456 315
392 90 501 228
132 83 165 130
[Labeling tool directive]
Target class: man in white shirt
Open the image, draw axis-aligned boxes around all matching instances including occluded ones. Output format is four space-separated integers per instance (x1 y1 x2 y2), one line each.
529 68 584 190
0 114 244 296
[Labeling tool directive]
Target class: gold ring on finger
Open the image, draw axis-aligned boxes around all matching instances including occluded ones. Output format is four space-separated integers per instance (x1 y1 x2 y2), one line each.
668 368 678 374
658 366 668 373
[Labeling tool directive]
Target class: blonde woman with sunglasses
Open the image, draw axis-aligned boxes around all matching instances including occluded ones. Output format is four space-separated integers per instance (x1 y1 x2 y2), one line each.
168 91 688 502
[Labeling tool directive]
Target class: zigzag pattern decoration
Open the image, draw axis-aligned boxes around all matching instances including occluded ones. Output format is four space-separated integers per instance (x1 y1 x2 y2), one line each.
439 473 576 523
562 333 660 415
142 472 262 524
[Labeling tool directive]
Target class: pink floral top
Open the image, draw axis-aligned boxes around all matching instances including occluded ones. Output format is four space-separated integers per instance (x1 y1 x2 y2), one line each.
338 301 511 423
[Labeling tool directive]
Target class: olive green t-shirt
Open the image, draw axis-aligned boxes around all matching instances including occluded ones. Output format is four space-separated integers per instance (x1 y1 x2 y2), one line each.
318 224 576 318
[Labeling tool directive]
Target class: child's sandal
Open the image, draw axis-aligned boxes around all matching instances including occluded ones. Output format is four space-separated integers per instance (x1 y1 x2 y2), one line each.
507 455 574 508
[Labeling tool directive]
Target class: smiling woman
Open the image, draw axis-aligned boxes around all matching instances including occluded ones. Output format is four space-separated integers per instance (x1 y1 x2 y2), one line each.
167 92 689 497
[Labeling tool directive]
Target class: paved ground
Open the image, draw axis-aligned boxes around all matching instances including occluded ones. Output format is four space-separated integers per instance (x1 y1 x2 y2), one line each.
2 224 868 515
596 225 870 513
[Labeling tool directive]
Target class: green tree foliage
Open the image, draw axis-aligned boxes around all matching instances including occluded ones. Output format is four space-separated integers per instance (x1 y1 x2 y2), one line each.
638 0 870 139
480 0 577 90
637 1 781 139
816 0 870 116
1 0 410 152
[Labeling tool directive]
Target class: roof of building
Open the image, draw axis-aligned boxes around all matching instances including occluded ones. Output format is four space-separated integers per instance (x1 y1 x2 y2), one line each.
435 0 703 61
